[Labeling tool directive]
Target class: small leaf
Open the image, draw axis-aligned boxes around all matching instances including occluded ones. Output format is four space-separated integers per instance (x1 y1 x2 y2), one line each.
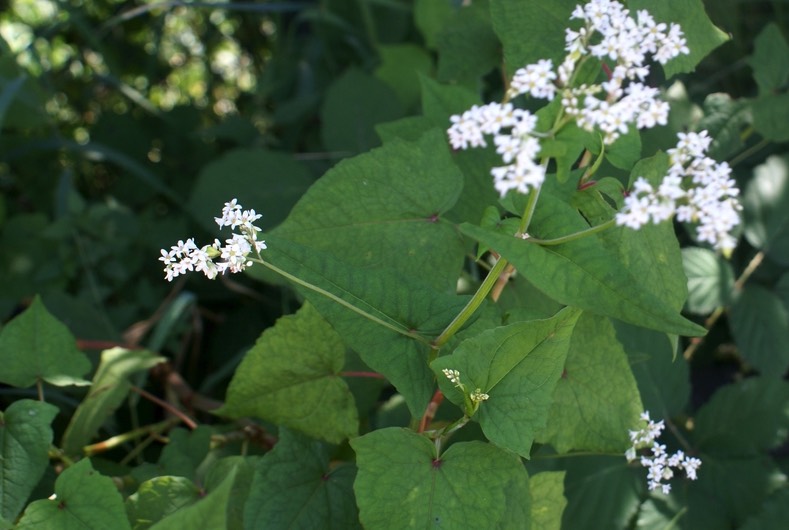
537 314 642 453
351 428 531 529
0 296 91 388
219 303 358 444
432 308 582 457
729 284 789 375
747 23 789 95
125 476 201 530
148 466 237 530
752 93 789 143
16 459 131 530
157 427 212 481
682 247 735 314
0 400 59 521
62 348 165 456
530 471 567 530
743 155 789 264
243 430 360 529
698 93 751 160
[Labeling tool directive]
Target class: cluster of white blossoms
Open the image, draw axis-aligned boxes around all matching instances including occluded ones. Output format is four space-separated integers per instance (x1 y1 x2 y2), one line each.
447 0 690 198
626 411 701 494
441 368 489 403
616 131 741 253
448 102 545 197
559 0 690 144
159 199 266 282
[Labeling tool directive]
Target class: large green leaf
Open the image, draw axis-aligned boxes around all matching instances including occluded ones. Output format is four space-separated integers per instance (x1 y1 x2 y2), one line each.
628 0 729 78
61 348 165 456
537 314 642 453
351 428 531 529
460 200 704 336
682 247 735 315
219 303 358 444
261 234 469 417
148 467 237 530
16 459 131 530
243 430 359 530
271 129 466 293
530 472 567 530
743 155 789 264
0 400 59 521
125 476 201 530
491 0 577 77
0 295 91 388
320 69 405 155
432 308 581 457
693 377 789 455
730 284 789 375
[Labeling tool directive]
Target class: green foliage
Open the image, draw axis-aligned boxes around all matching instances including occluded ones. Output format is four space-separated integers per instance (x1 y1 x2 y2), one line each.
3 0 789 528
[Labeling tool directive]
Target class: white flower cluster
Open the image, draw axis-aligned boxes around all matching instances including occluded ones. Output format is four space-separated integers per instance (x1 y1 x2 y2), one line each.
559 0 689 144
626 411 701 494
448 102 545 197
447 0 690 198
615 131 741 253
159 199 266 282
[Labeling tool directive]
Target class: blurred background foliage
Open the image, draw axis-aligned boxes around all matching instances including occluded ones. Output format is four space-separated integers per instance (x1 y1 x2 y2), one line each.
2 3 789 523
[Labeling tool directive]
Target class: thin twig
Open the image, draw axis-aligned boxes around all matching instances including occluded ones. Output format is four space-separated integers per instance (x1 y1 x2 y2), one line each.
129 385 197 430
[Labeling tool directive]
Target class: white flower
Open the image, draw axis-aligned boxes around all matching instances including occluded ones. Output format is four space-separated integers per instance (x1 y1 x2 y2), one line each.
626 411 702 494
442 368 462 386
615 131 742 253
161 199 266 281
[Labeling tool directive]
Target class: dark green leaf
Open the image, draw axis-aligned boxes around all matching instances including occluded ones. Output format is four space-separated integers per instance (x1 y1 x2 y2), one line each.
436 1 500 86
188 149 314 232
351 428 531 529
219 303 358 444
743 155 789 263
148 466 237 530
62 348 165 456
0 400 59 521
747 23 789 95
374 44 433 109
125 477 200 530
16 459 131 530
681 247 735 314
752 93 789 143
432 308 582 457
698 93 751 160
0 295 91 388
740 488 789 530
157 427 212 482
537 314 642 453
320 69 405 155
491 0 577 77
730 284 789 375
414 0 455 49
243 430 360 530
628 0 729 78
693 377 789 455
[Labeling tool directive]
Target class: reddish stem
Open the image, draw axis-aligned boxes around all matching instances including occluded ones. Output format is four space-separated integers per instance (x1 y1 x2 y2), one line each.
129 385 197 430
339 371 386 379
77 339 135 350
418 390 445 433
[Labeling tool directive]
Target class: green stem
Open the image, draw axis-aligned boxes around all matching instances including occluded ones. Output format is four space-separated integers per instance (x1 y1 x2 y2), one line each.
526 218 616 246
433 256 509 348
518 179 545 234
255 258 431 345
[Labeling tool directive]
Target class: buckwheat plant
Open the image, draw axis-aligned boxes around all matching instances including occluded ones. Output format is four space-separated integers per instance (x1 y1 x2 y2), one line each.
153 0 737 526
626 412 702 494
